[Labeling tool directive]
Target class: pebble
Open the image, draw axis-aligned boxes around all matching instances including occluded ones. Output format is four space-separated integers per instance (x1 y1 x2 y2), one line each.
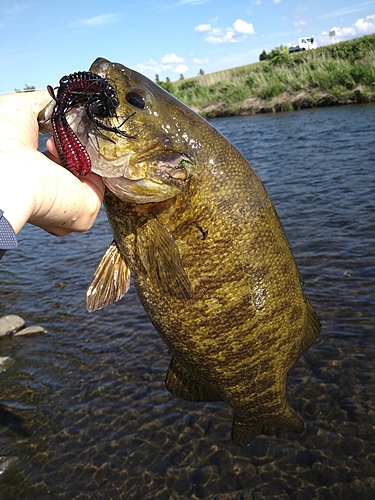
13 325 47 337
0 456 18 476
0 356 15 373
0 315 47 339
0 315 25 337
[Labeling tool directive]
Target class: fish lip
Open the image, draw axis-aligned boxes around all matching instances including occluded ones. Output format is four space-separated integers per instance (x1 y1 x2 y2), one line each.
88 141 195 183
101 152 195 203
102 177 182 203
103 151 195 194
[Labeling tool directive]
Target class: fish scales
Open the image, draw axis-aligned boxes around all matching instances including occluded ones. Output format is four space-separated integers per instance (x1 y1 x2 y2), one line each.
39 58 321 445
105 186 310 442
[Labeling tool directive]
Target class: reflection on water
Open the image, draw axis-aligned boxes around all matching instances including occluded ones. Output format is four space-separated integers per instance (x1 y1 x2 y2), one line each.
0 104 374 499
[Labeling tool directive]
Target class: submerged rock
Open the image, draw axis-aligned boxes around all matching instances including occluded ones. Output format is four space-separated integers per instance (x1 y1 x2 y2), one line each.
0 315 47 339
13 325 47 337
0 356 15 373
0 456 18 476
0 315 25 337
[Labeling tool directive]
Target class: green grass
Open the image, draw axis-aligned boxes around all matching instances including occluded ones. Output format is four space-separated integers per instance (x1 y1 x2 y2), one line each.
161 34 375 117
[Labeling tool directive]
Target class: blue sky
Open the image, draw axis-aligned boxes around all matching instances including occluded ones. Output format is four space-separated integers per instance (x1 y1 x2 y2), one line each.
1 0 375 93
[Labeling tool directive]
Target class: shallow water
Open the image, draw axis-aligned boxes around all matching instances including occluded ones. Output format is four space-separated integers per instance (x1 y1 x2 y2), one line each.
0 104 374 499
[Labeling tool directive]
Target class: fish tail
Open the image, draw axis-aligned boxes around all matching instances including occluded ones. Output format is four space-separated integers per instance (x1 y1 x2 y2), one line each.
231 406 304 446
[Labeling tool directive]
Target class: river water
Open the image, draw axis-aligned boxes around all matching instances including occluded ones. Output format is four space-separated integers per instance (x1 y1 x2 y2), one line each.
0 104 374 499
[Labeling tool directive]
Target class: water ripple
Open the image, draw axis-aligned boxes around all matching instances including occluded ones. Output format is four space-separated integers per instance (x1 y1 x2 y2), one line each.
0 104 374 499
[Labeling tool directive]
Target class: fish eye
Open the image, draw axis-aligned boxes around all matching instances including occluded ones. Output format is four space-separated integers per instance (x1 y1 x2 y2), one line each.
126 91 147 109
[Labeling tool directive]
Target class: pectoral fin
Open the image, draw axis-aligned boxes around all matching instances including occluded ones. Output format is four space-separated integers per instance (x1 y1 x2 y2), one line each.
86 240 131 313
166 357 223 402
136 217 191 299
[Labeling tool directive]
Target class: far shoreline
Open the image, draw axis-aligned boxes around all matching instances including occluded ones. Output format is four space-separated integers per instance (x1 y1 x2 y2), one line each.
168 34 375 120
190 88 375 119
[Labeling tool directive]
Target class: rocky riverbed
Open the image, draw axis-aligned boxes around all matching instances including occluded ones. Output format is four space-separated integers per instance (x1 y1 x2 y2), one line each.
0 315 47 477
0 314 47 372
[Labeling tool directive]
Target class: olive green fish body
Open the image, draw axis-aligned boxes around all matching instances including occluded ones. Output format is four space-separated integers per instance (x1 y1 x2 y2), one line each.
98 85 319 443
49 58 320 445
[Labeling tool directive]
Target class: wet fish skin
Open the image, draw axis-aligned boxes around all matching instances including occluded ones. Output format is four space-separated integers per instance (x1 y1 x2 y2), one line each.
78 58 321 445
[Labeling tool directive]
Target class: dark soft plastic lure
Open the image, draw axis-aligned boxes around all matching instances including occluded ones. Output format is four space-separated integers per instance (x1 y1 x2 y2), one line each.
48 71 120 176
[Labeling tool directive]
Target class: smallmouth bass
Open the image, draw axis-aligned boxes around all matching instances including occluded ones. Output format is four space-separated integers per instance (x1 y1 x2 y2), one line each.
40 58 321 446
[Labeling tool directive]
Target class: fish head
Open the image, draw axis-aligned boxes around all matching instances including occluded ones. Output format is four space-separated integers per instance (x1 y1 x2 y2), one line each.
38 58 198 203
89 58 198 202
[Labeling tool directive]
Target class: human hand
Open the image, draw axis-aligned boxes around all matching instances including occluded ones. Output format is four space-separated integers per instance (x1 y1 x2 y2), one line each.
0 90 105 237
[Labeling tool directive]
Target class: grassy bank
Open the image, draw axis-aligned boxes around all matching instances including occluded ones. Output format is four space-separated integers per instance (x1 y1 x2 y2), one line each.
163 34 375 118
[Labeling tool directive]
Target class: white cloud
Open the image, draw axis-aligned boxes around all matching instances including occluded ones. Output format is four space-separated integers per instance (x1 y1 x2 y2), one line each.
355 13 375 32
195 23 212 33
175 64 189 74
206 31 237 44
320 13 375 44
161 53 185 63
137 56 189 77
195 18 255 44
204 35 224 45
136 59 162 74
211 27 224 36
294 20 307 27
273 0 282 4
233 19 255 35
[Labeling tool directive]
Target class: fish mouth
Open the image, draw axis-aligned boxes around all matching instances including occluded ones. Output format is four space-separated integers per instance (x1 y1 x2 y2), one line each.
84 120 197 203
103 177 180 203
102 153 196 203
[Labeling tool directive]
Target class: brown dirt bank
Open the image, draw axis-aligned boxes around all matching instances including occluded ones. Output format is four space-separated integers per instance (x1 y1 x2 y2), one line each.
190 87 375 119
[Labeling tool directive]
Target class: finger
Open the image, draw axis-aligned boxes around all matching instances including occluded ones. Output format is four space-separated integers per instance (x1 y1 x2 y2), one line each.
0 89 52 146
79 172 106 202
43 149 60 164
44 139 105 202
46 136 58 157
